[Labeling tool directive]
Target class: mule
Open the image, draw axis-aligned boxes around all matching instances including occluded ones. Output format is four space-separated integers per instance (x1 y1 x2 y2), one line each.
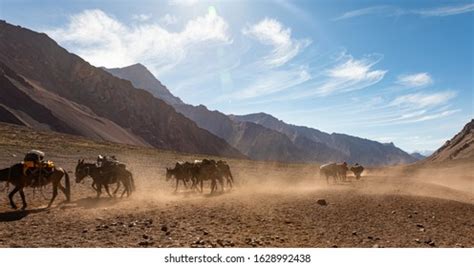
0 163 71 210
75 159 134 198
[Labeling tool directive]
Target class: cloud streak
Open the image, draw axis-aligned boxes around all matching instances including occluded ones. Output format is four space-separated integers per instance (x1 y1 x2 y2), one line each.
243 18 311 68
335 3 474 20
397 72 433 87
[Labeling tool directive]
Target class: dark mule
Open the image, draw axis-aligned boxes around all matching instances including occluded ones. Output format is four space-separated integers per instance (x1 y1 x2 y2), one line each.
0 163 71 210
166 162 194 192
350 164 364 180
193 159 224 194
75 159 134 198
319 162 348 184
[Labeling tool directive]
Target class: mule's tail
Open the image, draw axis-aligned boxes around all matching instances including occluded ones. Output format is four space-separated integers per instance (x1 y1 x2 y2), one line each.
64 171 71 202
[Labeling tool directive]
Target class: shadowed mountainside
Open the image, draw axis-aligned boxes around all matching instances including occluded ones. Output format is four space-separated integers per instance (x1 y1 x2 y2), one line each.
0 20 244 158
233 113 417 166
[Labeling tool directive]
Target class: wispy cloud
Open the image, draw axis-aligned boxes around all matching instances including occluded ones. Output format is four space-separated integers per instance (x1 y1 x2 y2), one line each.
290 53 387 98
335 3 474 20
397 72 433 87
334 6 404 21
415 3 474 17
243 18 311 68
159 14 178 25
224 66 311 100
46 9 231 74
132 13 152 22
389 91 457 108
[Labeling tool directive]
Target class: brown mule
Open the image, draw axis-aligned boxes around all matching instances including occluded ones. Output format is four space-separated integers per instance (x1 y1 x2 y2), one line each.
0 163 71 210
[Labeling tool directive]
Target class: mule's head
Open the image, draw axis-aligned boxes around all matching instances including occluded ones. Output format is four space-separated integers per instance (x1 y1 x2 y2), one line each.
75 159 89 183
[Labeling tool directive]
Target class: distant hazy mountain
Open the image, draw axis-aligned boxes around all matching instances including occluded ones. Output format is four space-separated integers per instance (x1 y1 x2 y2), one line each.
0 20 244 158
107 63 417 166
410 152 426 160
425 119 474 162
233 113 417 166
104 64 183 105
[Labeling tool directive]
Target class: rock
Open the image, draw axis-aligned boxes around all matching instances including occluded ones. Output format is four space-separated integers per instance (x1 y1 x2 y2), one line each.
416 223 424 228
352 231 357 235
414 239 421 243
372 244 380 248
317 199 328 206
138 241 154 246
391 210 396 214
161 225 168 232
82 229 88 234
203 230 209 235
142 234 149 239
128 222 136 227
407 214 412 218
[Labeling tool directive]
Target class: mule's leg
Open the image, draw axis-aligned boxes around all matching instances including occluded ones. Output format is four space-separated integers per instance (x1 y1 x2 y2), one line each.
8 186 20 209
219 178 224 192
47 183 58 208
96 184 102 198
19 189 27 210
113 182 121 195
104 184 113 198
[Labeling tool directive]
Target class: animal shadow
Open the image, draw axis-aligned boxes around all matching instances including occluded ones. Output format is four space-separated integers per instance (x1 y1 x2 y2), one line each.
0 208 47 222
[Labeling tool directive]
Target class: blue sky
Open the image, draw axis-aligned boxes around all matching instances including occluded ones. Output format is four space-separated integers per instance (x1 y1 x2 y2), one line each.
1 0 473 153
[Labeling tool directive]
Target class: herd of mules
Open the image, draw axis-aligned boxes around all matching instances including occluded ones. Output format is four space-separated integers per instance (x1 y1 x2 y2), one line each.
166 159 234 193
319 162 364 184
0 149 363 210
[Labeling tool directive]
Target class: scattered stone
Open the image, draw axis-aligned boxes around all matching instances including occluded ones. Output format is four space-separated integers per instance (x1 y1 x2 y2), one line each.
352 231 357 236
128 222 136 227
391 210 396 214
142 234 149 239
367 236 374 240
203 230 209 235
372 244 380 248
414 239 421 243
416 223 424 228
284 220 293 224
82 229 88 234
161 225 168 232
407 214 412 218
317 199 328 206
138 241 154 246
331 245 338 248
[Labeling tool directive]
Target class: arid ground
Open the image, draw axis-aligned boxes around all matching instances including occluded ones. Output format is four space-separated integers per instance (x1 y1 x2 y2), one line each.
0 124 472 248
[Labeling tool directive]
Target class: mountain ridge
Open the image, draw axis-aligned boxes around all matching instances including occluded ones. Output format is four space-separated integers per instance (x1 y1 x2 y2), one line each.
0 20 245 158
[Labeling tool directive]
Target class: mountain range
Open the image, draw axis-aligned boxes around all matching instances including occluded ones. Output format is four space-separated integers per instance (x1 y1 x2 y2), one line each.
104 64 418 165
0 20 244 158
0 20 440 166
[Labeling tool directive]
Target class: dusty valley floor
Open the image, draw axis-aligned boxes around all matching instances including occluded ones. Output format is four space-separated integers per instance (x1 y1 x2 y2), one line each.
0 124 472 247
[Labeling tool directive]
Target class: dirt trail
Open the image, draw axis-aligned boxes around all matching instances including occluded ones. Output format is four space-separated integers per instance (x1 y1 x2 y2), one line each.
0 123 472 248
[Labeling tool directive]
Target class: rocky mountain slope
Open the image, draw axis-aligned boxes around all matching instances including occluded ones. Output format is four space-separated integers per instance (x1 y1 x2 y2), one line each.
0 20 244 158
425 119 474 162
234 113 417 166
106 64 417 165
104 64 183 105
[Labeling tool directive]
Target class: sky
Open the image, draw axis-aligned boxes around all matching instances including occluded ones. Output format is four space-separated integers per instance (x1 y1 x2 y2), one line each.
1 0 473 153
